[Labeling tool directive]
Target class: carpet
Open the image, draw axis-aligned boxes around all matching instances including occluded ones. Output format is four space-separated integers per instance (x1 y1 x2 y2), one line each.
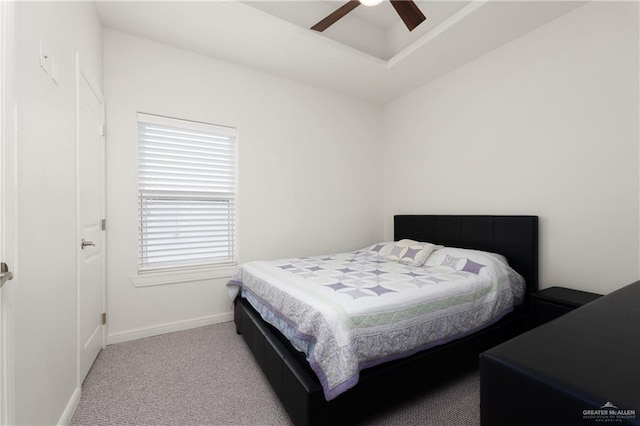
71 322 480 425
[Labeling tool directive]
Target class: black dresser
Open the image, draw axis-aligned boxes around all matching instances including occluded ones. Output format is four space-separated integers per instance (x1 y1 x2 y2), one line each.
480 281 640 425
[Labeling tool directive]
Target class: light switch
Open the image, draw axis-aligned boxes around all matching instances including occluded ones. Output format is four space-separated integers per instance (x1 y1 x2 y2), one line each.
39 40 51 76
39 40 58 85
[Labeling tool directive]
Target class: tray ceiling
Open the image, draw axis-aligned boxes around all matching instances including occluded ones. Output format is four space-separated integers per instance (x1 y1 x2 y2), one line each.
244 1 472 59
96 1 584 103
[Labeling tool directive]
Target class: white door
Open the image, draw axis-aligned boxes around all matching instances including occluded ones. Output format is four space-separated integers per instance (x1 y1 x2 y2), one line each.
76 56 106 383
0 1 16 423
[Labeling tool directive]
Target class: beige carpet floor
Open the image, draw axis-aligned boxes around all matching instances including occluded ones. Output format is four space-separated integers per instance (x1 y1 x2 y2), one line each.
71 321 480 425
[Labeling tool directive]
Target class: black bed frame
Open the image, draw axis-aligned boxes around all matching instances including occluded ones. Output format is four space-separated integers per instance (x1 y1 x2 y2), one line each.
234 215 539 425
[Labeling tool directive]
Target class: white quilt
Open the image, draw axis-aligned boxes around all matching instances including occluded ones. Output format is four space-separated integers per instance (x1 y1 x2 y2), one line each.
227 244 524 401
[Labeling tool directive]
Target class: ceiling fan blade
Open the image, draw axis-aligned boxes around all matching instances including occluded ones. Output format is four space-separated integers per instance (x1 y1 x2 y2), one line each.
390 0 426 31
311 0 361 32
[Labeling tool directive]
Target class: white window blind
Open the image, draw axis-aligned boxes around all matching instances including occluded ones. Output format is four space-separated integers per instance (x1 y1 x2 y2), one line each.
137 113 237 272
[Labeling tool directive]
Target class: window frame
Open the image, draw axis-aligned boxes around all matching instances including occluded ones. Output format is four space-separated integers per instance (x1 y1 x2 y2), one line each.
134 112 238 282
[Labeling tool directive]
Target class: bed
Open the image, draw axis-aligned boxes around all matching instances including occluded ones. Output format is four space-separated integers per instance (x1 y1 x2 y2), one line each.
230 215 538 425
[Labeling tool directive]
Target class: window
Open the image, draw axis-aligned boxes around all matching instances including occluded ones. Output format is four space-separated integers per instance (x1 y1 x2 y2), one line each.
137 113 237 272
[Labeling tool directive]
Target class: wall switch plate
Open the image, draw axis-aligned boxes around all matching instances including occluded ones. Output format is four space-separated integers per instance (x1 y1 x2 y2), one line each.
39 40 52 76
39 40 58 85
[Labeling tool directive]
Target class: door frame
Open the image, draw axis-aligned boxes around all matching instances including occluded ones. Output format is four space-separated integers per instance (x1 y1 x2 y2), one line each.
74 51 106 387
1 0 17 424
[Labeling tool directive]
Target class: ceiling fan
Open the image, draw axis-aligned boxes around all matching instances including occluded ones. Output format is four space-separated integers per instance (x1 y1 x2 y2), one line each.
311 0 426 32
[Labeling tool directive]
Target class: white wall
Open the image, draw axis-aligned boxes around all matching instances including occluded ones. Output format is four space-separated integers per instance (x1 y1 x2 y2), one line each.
104 30 383 342
14 2 102 424
383 2 639 295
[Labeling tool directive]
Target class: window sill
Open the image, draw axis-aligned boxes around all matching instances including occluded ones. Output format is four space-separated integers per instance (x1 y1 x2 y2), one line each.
130 264 238 288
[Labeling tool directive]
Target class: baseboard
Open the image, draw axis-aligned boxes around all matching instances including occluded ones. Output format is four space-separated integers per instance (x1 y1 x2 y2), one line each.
58 386 81 425
107 312 234 345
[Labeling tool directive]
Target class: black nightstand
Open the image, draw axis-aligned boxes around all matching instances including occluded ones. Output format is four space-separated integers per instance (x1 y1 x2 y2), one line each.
530 286 602 326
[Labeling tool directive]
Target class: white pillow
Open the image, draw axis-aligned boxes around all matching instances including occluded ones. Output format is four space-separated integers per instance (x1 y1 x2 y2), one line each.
383 239 439 267
424 247 508 274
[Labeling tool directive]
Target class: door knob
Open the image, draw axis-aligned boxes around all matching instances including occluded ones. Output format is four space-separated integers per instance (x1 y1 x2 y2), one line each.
0 262 13 288
81 239 96 250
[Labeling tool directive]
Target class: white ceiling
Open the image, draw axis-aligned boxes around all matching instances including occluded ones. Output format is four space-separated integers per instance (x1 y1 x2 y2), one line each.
96 1 584 104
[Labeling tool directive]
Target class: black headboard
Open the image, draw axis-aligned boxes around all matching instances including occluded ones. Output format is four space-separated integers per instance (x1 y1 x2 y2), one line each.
394 215 538 294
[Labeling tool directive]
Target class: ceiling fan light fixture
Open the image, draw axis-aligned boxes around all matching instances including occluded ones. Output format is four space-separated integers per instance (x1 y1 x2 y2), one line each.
359 0 384 7
312 0 425 32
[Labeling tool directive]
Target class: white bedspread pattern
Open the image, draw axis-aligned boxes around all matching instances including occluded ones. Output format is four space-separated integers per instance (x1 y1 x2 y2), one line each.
227 245 522 401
